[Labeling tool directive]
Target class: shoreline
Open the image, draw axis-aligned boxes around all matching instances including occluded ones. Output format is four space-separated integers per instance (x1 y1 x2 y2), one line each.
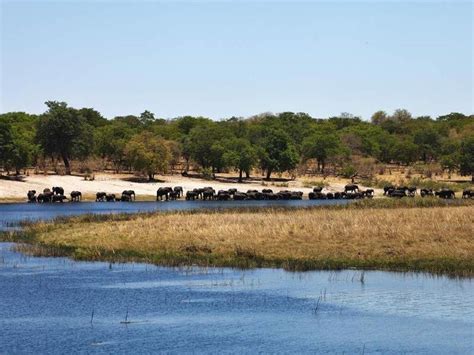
3 199 473 278
0 172 377 201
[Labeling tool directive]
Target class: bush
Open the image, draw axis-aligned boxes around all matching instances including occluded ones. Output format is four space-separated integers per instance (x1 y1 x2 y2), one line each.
341 165 357 178
200 167 214 180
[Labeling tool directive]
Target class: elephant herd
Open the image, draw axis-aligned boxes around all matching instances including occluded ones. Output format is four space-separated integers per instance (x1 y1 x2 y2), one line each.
308 185 374 200
96 190 135 202
182 187 304 201
25 185 474 203
383 185 473 199
27 187 81 203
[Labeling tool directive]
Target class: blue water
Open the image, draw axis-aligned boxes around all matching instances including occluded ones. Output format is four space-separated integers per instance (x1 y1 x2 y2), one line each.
0 243 472 354
0 199 349 231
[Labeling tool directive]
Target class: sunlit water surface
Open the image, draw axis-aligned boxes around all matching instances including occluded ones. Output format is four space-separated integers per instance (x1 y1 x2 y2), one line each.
0 243 472 354
0 200 348 231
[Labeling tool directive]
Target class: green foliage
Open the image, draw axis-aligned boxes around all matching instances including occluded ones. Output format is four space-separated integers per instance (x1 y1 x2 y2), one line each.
258 128 299 179
341 165 357 178
36 101 94 174
459 136 474 179
1 102 472 180
124 132 170 180
0 112 39 173
222 138 257 181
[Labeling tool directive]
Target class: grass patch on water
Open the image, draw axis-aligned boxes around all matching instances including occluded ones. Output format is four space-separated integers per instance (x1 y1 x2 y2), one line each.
2 198 473 277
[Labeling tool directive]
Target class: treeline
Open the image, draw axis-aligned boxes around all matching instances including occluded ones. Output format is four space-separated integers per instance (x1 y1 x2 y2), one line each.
0 101 473 181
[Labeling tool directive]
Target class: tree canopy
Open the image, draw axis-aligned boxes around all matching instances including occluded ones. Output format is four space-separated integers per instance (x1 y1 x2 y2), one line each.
0 103 473 181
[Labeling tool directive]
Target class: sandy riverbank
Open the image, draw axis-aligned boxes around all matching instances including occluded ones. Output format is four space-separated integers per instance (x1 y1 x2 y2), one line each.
0 173 381 201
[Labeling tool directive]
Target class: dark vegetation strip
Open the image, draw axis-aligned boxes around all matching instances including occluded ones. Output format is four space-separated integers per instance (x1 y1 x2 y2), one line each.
10 242 473 279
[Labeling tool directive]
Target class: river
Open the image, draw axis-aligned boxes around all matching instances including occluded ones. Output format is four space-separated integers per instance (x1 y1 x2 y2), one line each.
0 202 472 354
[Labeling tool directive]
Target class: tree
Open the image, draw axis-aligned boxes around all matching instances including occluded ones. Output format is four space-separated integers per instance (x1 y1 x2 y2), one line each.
139 110 156 127
459 136 474 181
413 128 441 162
124 132 170 180
95 121 134 171
371 110 388 125
391 109 412 123
36 101 93 174
222 138 257 182
302 132 342 173
187 123 231 172
0 120 15 173
258 129 299 179
390 139 418 165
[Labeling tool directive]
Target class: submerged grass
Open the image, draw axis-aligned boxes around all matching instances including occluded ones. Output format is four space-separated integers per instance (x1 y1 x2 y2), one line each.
3 198 474 277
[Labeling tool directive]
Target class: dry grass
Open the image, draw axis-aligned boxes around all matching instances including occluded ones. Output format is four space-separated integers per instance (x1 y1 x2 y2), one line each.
17 203 474 276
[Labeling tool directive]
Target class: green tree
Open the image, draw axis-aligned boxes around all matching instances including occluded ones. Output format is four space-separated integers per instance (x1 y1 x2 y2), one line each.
302 132 342 173
390 139 418 165
36 101 93 174
391 109 412 123
259 129 299 179
459 136 474 181
124 132 170 180
95 121 134 171
371 110 389 125
223 138 257 182
0 120 15 173
413 128 441 162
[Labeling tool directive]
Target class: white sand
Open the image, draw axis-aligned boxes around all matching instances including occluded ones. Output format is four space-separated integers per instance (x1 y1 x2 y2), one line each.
0 173 380 199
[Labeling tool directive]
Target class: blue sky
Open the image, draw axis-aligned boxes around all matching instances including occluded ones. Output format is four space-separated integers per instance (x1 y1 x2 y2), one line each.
1 1 472 120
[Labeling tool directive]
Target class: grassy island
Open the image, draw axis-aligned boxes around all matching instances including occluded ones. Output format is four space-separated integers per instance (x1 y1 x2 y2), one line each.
4 199 474 277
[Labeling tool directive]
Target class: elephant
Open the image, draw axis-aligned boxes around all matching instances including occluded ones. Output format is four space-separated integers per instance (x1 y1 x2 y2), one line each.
344 184 359 193
313 186 323 193
41 190 54 203
407 187 417 197
388 189 407 198
420 188 434 197
383 185 395 195
276 191 292 200
70 191 82 202
52 186 64 195
168 191 179 200
106 194 116 202
27 190 37 203
326 192 334 199
262 189 273 194
157 187 173 201
173 186 183 198
265 192 279 200
192 187 212 199
36 193 46 203
52 194 68 203
290 192 303 200
363 189 374 198
227 188 238 195
309 192 326 200
120 193 132 202
96 192 107 202
216 190 231 201
462 189 474 199
203 189 215 200
122 190 135 201
435 189 455 199
185 191 198 200
233 192 247 200
334 192 345 199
